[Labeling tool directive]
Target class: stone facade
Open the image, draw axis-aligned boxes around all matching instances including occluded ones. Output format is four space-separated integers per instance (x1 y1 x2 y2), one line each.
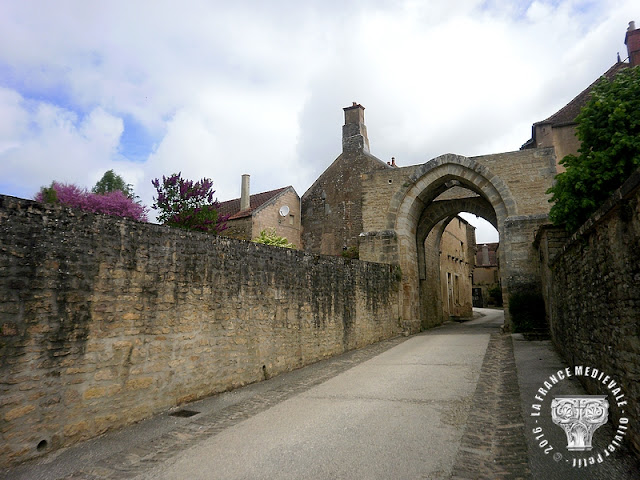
357 148 555 331
219 181 301 248
439 216 475 319
0 195 401 467
251 189 301 247
536 168 640 455
302 103 556 331
472 243 500 308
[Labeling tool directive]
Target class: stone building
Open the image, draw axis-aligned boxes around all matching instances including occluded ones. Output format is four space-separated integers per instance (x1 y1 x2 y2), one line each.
521 20 640 172
302 96 557 331
439 216 475 319
302 104 478 321
218 175 301 248
472 242 500 308
301 103 391 256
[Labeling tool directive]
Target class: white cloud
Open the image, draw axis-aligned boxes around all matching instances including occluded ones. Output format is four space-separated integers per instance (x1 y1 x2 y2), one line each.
0 88 126 198
0 0 638 225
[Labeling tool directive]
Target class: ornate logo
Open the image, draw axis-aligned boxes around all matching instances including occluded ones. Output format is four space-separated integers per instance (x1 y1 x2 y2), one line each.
529 366 629 469
551 395 608 451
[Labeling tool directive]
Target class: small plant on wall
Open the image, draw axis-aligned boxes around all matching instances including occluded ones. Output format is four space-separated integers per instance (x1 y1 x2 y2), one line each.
253 228 296 248
341 246 359 259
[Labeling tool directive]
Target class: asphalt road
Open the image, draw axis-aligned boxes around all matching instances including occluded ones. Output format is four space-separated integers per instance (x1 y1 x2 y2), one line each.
137 309 504 480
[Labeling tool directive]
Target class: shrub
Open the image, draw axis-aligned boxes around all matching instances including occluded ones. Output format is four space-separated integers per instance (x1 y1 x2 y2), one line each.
35 182 148 221
151 173 227 234
252 228 295 248
488 286 503 307
341 246 359 259
508 291 546 333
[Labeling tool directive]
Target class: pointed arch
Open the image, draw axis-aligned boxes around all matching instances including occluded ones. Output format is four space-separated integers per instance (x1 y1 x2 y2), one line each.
387 154 517 235
389 154 514 331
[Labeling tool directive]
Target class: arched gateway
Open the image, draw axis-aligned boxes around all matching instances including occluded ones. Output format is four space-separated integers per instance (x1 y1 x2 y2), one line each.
302 104 557 332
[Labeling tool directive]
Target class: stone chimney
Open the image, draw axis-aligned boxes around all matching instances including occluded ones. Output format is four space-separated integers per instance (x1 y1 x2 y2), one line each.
240 174 250 211
481 245 490 266
342 102 370 154
625 20 640 67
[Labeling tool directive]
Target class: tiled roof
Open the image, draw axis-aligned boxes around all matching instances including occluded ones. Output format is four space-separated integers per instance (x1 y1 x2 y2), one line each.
537 62 628 127
218 187 289 220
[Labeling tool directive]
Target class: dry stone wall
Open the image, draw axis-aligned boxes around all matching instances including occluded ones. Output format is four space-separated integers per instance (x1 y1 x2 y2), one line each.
538 169 640 454
0 195 401 467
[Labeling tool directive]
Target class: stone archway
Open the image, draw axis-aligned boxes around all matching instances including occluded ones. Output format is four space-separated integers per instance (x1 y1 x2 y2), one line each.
359 147 555 333
385 154 516 331
416 196 498 329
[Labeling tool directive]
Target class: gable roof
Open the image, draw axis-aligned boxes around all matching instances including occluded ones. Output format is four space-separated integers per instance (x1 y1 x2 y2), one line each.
218 186 293 220
522 61 628 149
538 62 628 128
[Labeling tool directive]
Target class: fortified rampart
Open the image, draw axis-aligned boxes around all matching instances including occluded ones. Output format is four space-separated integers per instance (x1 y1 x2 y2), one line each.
0 195 401 467
537 168 640 454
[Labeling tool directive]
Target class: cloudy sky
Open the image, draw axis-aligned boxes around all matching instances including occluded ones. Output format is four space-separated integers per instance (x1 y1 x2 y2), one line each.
0 0 637 242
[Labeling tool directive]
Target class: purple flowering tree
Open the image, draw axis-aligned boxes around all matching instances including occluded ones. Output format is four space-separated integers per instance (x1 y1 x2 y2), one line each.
35 182 148 222
151 173 228 233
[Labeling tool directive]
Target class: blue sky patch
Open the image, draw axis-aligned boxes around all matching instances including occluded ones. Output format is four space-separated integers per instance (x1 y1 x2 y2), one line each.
118 115 160 163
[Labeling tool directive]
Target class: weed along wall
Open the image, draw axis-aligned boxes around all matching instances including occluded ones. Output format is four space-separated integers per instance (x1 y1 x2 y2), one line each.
0 195 402 467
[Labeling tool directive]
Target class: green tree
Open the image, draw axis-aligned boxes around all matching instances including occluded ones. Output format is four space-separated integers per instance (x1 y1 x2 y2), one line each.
253 228 296 248
92 169 135 198
547 66 640 232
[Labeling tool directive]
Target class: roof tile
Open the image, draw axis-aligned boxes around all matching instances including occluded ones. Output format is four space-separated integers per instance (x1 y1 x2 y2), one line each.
218 187 290 220
538 62 628 127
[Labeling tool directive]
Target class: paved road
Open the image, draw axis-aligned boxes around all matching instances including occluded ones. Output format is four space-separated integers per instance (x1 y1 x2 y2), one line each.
3 308 639 479
139 310 504 480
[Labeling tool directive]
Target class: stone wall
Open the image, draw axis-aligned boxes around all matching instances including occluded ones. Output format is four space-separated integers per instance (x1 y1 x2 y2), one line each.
0 195 401 467
301 150 390 256
537 169 640 454
221 215 252 241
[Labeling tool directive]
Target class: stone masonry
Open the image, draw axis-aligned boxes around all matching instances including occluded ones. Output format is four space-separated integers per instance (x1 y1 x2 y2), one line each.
536 168 640 455
301 103 391 256
357 131 556 331
0 195 401 468
303 104 557 331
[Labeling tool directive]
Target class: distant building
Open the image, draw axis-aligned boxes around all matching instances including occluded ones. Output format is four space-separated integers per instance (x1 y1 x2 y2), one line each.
439 216 476 319
472 242 500 308
522 21 640 172
218 175 301 248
